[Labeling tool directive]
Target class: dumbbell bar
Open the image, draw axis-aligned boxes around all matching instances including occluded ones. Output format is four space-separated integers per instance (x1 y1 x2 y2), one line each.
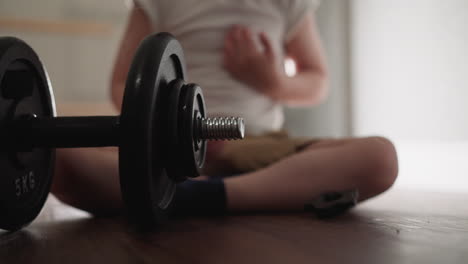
0 33 244 231
6 114 244 150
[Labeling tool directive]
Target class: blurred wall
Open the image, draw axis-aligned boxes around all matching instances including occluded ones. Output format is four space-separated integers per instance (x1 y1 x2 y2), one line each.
351 0 468 192
351 0 468 140
0 0 128 103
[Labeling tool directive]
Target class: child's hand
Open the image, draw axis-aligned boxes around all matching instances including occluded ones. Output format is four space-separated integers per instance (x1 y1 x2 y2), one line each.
223 25 284 99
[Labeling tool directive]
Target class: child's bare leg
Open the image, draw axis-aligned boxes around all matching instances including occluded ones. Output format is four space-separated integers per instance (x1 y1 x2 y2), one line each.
52 136 397 215
224 136 398 211
52 148 123 215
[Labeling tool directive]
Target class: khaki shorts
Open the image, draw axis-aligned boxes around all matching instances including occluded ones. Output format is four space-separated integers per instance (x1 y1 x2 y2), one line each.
202 130 319 176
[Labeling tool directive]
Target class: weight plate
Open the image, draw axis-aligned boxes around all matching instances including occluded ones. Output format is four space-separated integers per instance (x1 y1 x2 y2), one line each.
179 84 207 178
165 79 187 182
0 37 56 231
119 33 186 228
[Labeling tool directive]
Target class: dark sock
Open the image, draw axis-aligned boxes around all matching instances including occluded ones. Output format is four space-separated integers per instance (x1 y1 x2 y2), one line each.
169 178 226 217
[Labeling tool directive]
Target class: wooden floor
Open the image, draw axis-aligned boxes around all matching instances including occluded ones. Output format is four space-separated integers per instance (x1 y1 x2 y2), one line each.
1 189 467 264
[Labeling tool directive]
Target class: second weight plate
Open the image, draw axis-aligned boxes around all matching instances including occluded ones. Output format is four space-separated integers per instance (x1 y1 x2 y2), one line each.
119 32 186 228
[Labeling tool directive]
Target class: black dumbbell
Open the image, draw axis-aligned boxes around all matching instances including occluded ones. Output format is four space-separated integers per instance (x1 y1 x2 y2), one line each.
0 33 244 231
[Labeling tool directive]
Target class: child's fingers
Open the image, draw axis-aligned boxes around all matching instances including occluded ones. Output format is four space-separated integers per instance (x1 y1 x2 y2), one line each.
232 26 247 55
259 32 274 57
223 26 240 68
224 25 239 48
223 45 236 71
232 25 244 47
240 27 259 56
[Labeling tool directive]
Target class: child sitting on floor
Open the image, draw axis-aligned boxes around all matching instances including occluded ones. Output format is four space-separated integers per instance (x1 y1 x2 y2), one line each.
52 0 398 216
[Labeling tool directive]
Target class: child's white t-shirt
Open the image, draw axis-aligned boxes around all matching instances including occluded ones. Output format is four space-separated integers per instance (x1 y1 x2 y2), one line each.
135 0 318 135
